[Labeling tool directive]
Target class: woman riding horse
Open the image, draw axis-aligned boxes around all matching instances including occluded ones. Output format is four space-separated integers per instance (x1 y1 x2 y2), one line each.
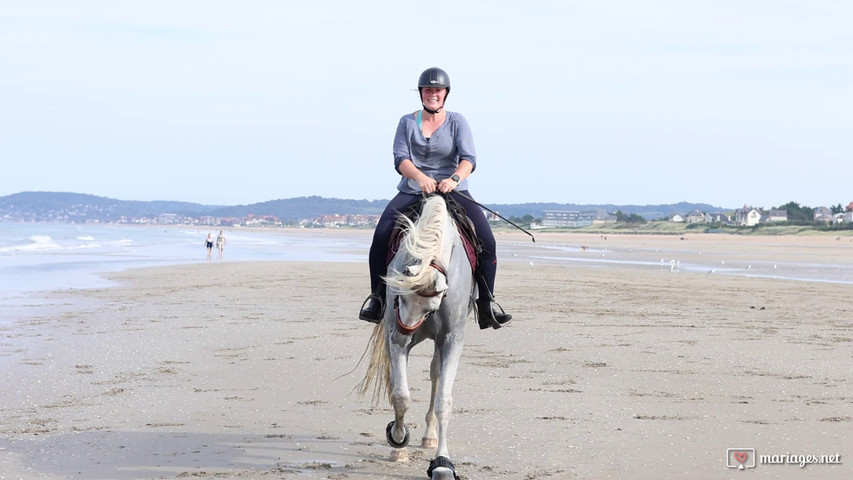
359 67 511 330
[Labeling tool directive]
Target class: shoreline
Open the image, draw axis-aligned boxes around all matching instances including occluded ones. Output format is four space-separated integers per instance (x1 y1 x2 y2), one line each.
7 218 852 239
3 229 852 326
1 233 851 479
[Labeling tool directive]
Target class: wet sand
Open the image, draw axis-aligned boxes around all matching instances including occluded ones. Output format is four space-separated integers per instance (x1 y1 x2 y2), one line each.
1 232 850 479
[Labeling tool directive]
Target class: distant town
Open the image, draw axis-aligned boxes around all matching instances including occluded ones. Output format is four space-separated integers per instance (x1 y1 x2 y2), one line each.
0 206 381 229
1 192 851 230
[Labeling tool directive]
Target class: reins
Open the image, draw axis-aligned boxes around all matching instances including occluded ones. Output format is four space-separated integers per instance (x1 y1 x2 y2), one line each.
394 297 433 336
452 190 536 243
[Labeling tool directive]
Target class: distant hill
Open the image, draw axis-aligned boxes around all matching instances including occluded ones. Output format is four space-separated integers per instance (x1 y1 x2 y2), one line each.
0 192 221 223
1 191 221 215
209 196 390 222
485 201 727 221
0 191 732 223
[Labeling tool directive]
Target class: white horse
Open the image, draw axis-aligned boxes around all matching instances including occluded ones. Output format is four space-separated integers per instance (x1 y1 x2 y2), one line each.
359 194 475 480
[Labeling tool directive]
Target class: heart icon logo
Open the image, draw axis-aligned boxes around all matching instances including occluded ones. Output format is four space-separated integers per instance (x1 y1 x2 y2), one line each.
727 448 755 469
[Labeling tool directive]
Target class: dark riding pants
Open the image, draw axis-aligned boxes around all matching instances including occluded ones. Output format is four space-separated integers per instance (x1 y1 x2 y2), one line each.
368 191 498 301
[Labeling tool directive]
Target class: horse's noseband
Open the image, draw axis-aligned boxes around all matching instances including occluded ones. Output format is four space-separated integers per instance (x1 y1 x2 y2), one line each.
394 297 435 336
395 260 447 335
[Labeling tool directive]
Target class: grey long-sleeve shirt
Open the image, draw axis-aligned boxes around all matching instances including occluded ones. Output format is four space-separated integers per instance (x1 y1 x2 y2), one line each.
393 110 477 194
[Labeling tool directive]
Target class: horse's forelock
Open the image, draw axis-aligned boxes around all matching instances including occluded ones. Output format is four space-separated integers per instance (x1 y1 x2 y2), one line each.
384 197 448 294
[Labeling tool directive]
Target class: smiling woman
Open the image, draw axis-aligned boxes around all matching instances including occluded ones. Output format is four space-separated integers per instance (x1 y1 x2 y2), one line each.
359 67 512 330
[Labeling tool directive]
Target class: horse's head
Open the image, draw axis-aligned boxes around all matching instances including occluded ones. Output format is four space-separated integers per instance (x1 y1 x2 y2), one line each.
382 195 456 336
391 260 448 335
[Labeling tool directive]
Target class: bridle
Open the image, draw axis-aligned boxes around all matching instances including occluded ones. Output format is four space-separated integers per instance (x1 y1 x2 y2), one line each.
394 260 447 335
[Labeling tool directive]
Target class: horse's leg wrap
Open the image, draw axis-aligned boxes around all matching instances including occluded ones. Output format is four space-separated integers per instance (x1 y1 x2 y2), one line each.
385 420 410 448
427 456 460 480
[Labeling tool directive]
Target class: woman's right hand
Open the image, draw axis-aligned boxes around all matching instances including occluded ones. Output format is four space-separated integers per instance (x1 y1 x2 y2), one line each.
416 174 437 193
398 159 437 193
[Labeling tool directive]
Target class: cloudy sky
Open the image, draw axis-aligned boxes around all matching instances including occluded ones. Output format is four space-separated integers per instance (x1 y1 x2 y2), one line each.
1 1 849 209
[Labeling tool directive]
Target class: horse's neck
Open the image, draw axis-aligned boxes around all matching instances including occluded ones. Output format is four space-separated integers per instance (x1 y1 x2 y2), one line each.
437 216 456 265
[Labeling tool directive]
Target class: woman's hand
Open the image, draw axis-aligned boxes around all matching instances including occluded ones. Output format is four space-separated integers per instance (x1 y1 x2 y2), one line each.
437 177 458 194
399 159 438 193
417 174 438 193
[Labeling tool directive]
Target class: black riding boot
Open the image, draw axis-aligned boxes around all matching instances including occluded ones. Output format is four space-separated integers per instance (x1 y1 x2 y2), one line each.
477 293 512 330
359 284 386 323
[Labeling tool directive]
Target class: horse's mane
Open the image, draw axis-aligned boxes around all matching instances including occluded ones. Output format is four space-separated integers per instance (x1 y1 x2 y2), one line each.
383 196 448 295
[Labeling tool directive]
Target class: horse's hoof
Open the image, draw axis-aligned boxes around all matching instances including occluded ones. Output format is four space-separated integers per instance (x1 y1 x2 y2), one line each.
431 469 458 480
385 421 410 448
427 456 460 480
421 437 438 448
390 447 409 462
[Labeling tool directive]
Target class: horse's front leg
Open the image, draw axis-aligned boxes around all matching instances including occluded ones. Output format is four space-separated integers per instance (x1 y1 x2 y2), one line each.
421 347 440 448
387 341 411 462
428 337 464 479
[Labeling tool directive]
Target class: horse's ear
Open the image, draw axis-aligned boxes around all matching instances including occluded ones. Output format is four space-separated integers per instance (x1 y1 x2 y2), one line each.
405 265 421 277
434 271 448 292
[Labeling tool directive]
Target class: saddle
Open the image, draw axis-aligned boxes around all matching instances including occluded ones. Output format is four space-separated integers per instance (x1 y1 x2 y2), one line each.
386 194 480 273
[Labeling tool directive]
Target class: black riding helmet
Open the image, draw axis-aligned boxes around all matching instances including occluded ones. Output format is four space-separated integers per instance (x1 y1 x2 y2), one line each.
418 67 450 114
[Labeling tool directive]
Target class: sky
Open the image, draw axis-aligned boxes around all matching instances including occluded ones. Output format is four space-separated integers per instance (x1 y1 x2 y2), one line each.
1 1 850 210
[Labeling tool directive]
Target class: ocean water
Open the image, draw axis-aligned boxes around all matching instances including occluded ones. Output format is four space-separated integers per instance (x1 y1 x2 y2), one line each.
0 223 369 320
3 223 851 325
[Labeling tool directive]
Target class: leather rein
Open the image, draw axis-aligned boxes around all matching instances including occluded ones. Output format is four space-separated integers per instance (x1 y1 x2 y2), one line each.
394 260 447 336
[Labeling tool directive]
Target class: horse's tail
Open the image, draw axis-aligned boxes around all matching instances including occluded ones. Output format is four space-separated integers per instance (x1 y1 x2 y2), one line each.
356 320 391 404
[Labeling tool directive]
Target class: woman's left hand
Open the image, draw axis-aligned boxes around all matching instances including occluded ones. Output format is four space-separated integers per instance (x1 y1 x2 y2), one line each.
438 178 458 194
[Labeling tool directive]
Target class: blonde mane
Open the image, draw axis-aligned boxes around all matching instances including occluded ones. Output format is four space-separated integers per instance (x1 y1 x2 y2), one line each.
382 196 448 295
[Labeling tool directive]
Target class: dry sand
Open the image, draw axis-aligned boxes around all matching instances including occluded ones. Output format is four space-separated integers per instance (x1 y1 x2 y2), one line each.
1 232 851 479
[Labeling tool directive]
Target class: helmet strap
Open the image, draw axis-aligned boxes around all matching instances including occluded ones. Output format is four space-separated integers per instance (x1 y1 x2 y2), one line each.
422 105 443 114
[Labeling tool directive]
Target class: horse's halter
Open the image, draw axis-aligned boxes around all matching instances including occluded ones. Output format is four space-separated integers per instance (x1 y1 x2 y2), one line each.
415 260 447 297
395 260 448 336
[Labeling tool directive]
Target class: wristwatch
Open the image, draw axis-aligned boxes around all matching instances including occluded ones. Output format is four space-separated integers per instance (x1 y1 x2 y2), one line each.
450 174 460 183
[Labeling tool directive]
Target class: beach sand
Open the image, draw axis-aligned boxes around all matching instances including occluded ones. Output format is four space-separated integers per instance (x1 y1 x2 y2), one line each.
1 232 850 479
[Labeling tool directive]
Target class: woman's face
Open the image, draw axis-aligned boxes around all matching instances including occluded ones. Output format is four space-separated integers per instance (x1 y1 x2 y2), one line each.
421 87 447 110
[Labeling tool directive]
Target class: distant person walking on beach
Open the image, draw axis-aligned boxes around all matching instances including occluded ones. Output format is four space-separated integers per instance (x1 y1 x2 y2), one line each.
205 233 214 259
216 230 227 259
